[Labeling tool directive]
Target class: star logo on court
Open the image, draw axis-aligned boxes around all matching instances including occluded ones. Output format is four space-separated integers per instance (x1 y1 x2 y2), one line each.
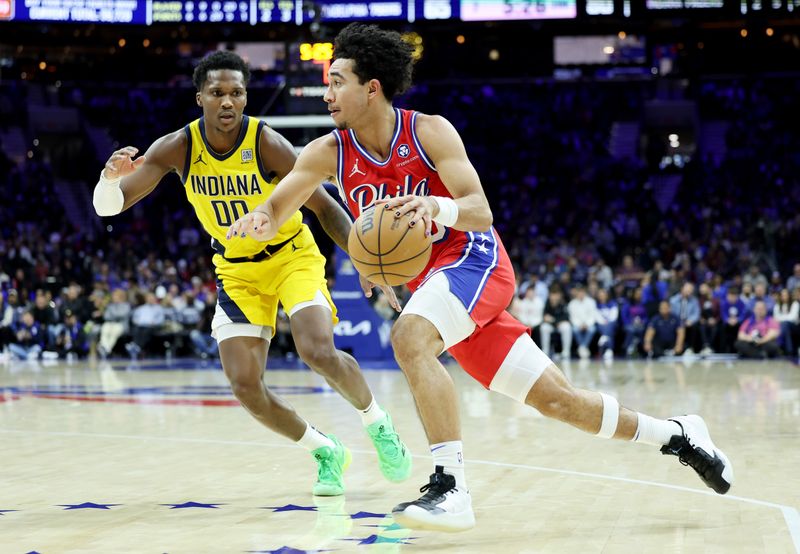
260 504 318 513
342 534 416 545
0 509 19 515
57 502 121 510
349 511 387 519
160 501 225 509
476 242 490 254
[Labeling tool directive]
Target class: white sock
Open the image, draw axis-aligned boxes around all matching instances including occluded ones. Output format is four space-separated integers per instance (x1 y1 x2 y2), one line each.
632 413 682 446
431 440 467 490
359 397 387 426
297 422 335 451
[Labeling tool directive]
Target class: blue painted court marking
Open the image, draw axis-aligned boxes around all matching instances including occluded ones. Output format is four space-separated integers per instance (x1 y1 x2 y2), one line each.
96 357 401 372
1 428 797 553
0 385 333 397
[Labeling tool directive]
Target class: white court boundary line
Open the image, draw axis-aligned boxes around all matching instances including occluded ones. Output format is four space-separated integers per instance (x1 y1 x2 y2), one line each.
2 428 799 553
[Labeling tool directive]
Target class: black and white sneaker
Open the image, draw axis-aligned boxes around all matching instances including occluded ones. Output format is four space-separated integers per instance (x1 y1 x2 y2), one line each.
392 466 475 532
661 415 734 494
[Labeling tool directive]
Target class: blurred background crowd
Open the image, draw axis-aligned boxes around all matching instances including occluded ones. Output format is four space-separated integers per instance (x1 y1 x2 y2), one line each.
1 19 799 362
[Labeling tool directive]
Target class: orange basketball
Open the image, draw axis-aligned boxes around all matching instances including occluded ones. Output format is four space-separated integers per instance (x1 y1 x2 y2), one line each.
347 206 433 286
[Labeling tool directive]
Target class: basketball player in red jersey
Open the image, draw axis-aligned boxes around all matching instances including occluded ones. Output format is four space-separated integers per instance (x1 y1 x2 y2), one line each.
227 24 733 532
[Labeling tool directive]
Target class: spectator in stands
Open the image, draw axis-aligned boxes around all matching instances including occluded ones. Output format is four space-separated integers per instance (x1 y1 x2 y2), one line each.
748 283 775 315
189 291 218 359
9 310 45 360
568 284 599 359
644 300 685 358
743 264 768 288
621 287 648 357
126 292 166 358
540 286 572 359
53 309 89 359
697 283 720 355
670 282 701 353
60 282 93 323
98 288 131 358
519 274 548 303
641 271 667 318
719 288 747 353
1 289 21 353
616 254 645 290
589 258 614 291
31 289 59 348
513 287 545 343
786 264 800 293
735 300 781 359
773 289 799 355
595 288 618 360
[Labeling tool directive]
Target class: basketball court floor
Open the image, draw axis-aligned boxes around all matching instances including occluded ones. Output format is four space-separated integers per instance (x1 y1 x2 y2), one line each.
1 355 798 553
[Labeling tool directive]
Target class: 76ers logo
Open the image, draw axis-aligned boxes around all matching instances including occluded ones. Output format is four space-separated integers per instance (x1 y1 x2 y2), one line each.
397 144 410 158
350 175 429 214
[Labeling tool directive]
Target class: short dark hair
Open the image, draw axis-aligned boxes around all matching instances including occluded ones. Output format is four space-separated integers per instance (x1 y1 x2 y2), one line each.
333 23 414 100
192 50 251 91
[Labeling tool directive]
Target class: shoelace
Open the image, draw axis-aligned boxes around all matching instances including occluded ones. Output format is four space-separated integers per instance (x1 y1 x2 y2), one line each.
670 436 714 476
315 451 338 482
417 472 456 502
373 424 401 457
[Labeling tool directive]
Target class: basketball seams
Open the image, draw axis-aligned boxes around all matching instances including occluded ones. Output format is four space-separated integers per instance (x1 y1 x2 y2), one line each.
348 242 432 267
377 205 387 285
349 206 433 287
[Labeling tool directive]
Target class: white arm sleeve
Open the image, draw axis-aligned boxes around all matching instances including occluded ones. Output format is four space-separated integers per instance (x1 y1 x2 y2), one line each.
93 171 125 217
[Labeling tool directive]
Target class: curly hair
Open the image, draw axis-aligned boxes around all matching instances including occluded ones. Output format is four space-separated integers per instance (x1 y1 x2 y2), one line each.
192 50 251 91
333 23 414 100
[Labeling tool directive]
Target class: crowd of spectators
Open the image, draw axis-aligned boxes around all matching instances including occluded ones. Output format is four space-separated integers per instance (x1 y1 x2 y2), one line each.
1 72 799 361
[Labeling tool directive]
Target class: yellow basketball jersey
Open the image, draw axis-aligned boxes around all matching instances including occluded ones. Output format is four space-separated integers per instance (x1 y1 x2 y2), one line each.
182 115 302 260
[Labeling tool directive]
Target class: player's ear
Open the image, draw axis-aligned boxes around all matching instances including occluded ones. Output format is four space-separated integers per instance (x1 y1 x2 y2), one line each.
196 92 202 107
367 79 381 100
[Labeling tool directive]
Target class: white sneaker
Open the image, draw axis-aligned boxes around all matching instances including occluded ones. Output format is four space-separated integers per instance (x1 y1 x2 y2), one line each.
700 347 714 356
392 467 475 532
603 349 614 361
578 346 590 359
661 415 733 494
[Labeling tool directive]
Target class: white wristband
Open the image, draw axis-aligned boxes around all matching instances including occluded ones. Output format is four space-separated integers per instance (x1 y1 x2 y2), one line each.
93 170 124 216
431 196 458 227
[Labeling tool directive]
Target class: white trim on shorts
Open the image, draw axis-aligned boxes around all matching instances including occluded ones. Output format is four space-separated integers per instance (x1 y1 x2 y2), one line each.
401 272 476 353
211 302 273 344
287 290 332 318
489 333 551 403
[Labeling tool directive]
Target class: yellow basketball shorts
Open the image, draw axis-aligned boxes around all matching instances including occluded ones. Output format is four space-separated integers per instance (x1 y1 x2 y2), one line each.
211 225 337 340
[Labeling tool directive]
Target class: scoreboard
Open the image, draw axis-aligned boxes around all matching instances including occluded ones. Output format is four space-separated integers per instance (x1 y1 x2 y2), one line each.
0 0 578 22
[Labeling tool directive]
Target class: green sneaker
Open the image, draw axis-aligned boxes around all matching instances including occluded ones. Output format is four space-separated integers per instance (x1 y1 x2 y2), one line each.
311 435 352 496
366 412 412 483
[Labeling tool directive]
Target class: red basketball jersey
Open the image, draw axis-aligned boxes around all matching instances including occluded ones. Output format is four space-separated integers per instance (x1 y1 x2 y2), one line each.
333 108 470 292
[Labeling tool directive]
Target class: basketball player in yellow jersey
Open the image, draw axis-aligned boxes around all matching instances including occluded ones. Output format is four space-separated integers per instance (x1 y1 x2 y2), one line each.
92 51 411 496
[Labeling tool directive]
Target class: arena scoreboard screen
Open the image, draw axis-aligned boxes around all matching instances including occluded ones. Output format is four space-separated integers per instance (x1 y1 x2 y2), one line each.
0 0 579 22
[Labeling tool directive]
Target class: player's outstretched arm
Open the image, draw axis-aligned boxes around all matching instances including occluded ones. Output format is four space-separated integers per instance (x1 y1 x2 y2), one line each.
93 131 184 216
227 135 337 242
379 114 493 235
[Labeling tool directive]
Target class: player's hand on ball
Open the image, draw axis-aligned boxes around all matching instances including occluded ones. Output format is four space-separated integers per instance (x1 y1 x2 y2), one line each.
359 275 402 312
376 194 437 237
104 146 146 179
226 210 276 242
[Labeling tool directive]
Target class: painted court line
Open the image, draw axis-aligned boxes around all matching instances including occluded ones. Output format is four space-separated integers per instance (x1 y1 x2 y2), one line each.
3 427 798 553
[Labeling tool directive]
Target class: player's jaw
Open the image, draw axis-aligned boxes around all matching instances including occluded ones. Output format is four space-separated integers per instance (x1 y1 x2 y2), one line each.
329 106 347 130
